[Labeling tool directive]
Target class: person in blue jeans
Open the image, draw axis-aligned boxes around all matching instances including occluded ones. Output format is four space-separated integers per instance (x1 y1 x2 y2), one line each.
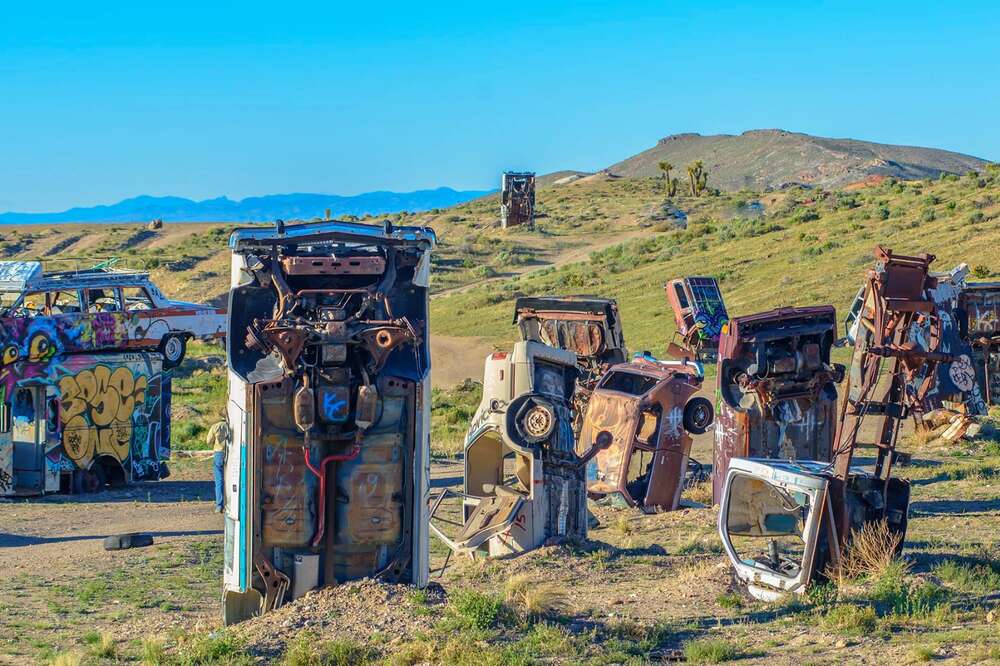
206 415 231 513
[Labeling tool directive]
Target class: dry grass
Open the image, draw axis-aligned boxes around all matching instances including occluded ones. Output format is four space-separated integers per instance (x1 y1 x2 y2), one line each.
613 513 634 537
826 520 905 587
48 654 82 666
684 480 714 506
503 574 567 618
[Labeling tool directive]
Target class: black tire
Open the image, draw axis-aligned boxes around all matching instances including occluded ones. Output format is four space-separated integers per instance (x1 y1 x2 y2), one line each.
103 533 154 551
160 334 187 368
683 396 714 435
507 395 557 445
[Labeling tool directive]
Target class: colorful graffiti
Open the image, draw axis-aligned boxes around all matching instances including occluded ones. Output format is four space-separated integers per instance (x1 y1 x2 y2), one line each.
59 364 148 468
0 348 170 496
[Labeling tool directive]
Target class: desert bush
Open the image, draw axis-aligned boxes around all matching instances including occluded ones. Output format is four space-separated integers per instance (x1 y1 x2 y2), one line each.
503 574 567 619
449 589 512 630
684 638 740 663
826 520 903 586
933 559 1000 593
820 604 877 634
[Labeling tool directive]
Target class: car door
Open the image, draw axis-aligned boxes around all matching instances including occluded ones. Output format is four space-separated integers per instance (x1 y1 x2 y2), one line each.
81 287 127 350
11 386 44 493
121 286 161 348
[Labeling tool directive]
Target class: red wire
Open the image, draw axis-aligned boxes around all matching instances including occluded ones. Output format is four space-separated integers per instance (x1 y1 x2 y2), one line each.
302 445 362 548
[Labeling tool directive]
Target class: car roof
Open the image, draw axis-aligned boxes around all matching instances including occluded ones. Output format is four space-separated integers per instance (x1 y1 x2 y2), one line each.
0 261 153 293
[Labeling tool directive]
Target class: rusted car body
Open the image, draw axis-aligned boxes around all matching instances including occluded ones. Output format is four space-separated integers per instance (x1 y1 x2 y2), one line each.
430 341 594 557
513 296 627 427
514 296 627 375
960 281 1000 404
577 355 713 512
720 247 941 600
665 276 729 361
712 306 843 504
500 172 536 229
222 220 435 624
846 263 988 415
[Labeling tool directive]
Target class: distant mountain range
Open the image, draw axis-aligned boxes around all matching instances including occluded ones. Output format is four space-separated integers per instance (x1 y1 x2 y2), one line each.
0 187 493 224
604 129 992 191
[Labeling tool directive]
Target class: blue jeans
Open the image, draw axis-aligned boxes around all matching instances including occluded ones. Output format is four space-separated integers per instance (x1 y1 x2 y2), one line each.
213 451 226 511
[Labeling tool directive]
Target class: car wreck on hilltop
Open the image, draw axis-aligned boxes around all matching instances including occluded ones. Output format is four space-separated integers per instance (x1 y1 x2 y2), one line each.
719 247 948 600
222 219 435 624
577 354 713 512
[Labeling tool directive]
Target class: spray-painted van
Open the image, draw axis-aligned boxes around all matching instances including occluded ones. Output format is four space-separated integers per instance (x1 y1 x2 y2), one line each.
0 350 171 496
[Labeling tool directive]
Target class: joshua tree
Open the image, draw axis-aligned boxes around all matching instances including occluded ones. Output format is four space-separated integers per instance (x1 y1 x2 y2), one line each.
684 161 710 197
696 169 709 195
658 160 673 183
667 177 678 197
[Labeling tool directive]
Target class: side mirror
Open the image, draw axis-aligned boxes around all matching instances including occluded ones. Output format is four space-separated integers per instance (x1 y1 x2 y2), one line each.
578 430 614 467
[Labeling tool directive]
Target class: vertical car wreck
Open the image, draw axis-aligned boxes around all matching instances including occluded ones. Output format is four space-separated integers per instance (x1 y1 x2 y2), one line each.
665 276 729 361
719 247 945 600
222 220 435 624
960 281 1000 405
500 172 536 229
429 341 599 557
577 355 714 512
712 307 844 503
512 296 627 426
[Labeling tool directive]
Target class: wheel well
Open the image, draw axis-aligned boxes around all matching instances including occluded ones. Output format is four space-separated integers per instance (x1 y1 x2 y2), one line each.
92 455 128 487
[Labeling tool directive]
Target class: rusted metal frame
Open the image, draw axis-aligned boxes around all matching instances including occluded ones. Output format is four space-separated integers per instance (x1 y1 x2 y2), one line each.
517 309 609 322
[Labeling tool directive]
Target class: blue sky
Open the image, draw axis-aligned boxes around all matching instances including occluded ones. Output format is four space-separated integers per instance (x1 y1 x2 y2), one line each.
1 1 997 212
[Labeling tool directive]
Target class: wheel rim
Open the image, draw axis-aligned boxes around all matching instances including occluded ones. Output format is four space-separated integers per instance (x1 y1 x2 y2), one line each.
523 405 554 439
164 337 182 361
692 404 711 429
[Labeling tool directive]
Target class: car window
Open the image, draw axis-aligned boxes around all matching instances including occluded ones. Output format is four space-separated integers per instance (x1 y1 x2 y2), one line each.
85 288 122 313
122 286 155 311
48 290 83 315
0 292 20 311
19 292 46 316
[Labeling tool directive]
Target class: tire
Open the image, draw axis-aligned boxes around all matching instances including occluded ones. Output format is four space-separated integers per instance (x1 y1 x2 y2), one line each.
506 395 557 445
160 334 187 368
683 396 714 435
103 533 154 551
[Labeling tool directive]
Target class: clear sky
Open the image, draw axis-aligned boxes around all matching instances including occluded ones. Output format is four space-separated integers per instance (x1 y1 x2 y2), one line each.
2 1 998 212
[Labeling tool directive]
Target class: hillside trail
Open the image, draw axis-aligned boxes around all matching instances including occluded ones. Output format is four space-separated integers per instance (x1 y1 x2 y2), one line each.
432 227 652 298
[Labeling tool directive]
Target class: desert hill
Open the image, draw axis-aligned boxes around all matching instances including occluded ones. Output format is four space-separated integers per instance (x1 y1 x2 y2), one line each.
605 129 990 191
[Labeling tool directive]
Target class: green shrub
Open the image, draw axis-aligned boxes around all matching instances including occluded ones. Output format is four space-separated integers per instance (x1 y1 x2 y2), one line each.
450 590 512 630
820 604 877 634
684 638 740 663
175 632 251 666
933 559 1000 593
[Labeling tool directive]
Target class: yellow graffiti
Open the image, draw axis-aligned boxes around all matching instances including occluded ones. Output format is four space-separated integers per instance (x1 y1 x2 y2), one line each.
59 365 148 468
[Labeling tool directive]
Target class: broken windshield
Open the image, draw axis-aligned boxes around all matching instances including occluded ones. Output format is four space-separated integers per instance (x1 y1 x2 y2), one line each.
724 473 812 578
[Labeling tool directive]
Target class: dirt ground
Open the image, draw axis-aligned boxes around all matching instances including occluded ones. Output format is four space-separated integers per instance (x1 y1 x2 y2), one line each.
3 429 1000 664
430 335 498 388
